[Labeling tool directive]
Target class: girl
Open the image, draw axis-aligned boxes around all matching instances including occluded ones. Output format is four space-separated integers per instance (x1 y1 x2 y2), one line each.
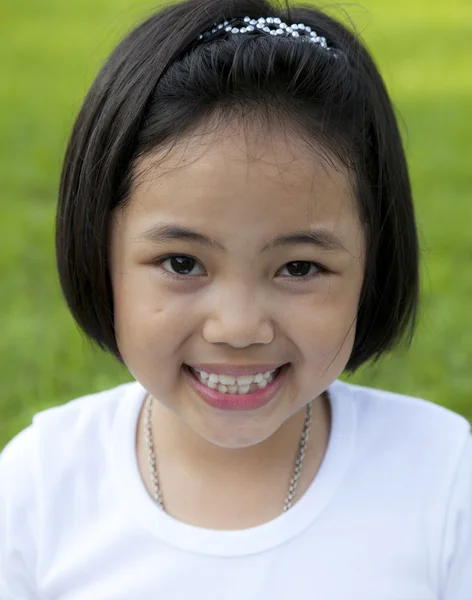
1 0 471 598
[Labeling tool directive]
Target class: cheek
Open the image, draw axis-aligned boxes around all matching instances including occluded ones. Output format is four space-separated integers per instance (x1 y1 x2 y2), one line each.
112 269 186 355
112 278 208 379
288 282 360 359
297 277 360 323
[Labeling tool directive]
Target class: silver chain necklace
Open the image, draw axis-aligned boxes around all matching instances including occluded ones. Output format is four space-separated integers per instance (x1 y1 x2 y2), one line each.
144 394 313 513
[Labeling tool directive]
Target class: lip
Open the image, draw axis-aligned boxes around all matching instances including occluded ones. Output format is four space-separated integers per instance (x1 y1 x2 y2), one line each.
185 363 285 376
184 364 290 411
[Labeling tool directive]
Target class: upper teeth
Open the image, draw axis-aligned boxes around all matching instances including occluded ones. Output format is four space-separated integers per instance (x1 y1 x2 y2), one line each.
194 368 276 386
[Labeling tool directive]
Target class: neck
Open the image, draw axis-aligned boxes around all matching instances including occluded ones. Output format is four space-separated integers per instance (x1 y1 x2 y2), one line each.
136 392 332 528
147 393 330 480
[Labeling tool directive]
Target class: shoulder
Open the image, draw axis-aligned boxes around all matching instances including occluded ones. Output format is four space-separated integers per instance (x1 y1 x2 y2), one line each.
0 382 144 595
335 378 470 444
0 380 143 501
332 379 471 482
30 379 141 441
333 380 472 593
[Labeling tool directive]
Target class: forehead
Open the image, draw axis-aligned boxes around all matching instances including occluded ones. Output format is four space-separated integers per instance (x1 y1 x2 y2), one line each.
125 124 359 235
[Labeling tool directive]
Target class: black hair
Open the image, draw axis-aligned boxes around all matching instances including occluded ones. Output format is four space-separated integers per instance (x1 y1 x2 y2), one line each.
56 0 420 373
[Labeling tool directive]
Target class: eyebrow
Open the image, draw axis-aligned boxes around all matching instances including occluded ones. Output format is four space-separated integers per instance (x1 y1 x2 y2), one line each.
138 224 348 253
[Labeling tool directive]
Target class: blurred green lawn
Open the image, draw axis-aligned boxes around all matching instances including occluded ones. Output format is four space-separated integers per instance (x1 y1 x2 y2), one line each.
1 0 471 449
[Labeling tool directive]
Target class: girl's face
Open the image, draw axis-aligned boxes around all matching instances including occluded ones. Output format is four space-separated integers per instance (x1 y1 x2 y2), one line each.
110 124 365 449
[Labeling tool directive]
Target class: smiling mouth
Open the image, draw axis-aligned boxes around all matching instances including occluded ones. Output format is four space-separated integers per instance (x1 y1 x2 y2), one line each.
184 363 289 394
183 363 290 411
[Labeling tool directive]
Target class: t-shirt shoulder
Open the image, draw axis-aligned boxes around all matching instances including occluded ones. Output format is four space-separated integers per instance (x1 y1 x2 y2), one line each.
344 383 470 429
0 381 141 500
338 379 471 490
341 379 470 442
31 380 140 428
338 380 472 585
0 382 142 598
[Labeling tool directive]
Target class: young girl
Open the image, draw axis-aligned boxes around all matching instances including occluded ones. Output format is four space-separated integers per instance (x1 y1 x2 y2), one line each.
1 0 471 597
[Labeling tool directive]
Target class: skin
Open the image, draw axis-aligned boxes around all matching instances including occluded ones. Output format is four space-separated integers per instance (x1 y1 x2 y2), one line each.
109 120 366 528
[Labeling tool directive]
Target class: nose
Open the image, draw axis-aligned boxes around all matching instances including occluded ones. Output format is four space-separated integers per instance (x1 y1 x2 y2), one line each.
202 284 274 348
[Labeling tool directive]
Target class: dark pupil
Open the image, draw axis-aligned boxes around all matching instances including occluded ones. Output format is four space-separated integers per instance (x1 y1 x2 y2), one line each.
286 261 311 276
171 256 195 274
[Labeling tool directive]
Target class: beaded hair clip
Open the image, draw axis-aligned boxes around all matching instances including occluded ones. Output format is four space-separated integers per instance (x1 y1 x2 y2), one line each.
197 15 335 53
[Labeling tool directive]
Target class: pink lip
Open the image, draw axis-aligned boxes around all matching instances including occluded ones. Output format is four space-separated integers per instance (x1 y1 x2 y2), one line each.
184 364 289 411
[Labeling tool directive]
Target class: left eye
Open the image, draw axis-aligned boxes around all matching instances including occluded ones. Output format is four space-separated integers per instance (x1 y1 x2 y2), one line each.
277 261 322 278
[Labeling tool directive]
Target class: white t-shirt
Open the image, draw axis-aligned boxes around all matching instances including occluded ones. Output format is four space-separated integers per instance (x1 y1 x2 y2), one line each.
1 379 471 600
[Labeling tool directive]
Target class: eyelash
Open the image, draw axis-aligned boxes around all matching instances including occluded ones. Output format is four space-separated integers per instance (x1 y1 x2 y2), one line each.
153 254 328 283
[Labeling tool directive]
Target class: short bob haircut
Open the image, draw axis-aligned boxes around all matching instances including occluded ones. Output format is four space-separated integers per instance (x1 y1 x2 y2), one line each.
56 0 420 374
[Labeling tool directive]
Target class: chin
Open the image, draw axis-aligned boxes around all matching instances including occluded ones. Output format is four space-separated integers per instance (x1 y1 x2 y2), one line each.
190 415 280 450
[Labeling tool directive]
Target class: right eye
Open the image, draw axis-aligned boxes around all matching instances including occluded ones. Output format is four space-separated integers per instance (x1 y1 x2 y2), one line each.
156 255 206 278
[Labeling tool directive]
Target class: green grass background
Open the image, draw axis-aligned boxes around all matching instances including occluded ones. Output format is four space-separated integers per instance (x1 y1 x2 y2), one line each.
1 0 471 449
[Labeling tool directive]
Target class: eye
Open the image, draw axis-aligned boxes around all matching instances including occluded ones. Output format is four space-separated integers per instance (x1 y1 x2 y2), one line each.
277 261 325 280
157 255 205 278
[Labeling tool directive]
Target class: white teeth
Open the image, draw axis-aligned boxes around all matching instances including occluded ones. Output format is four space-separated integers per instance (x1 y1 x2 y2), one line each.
238 385 251 394
218 374 237 385
190 366 282 395
236 374 256 385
